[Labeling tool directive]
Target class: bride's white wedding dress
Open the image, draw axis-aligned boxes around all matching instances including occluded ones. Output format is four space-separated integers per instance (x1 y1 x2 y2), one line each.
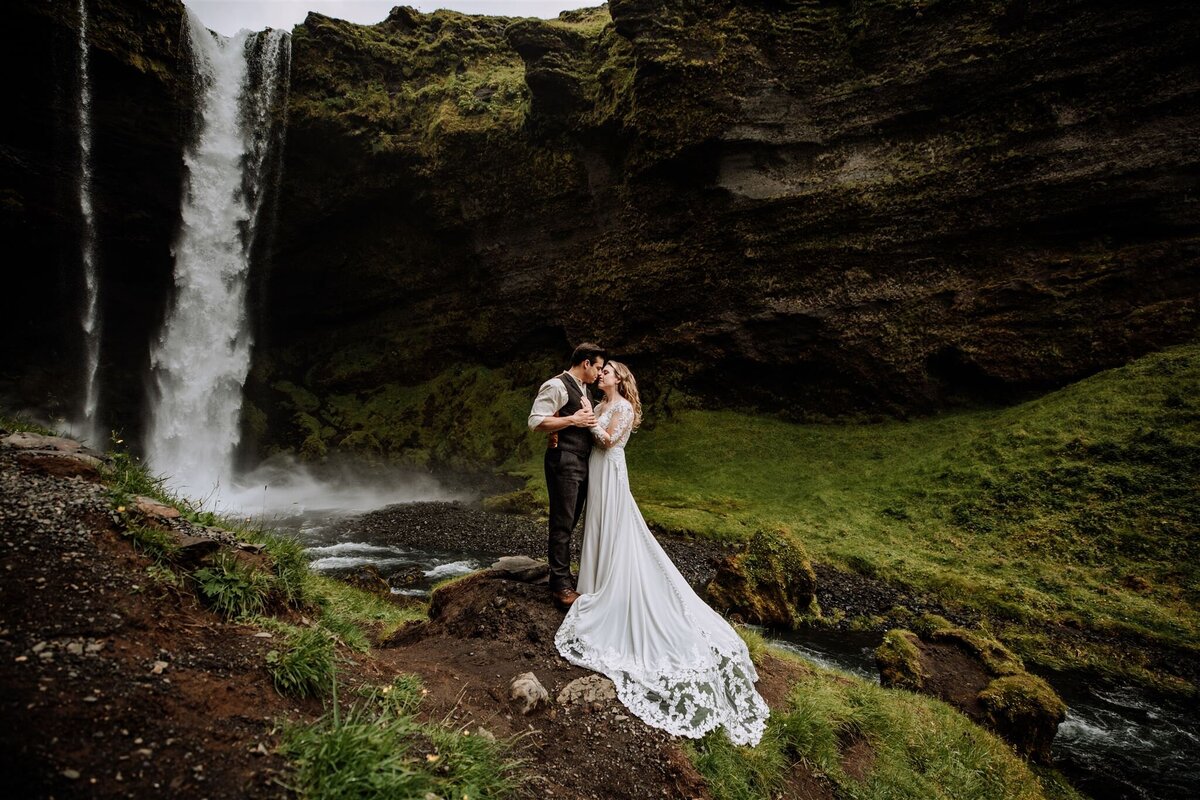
554 397 770 746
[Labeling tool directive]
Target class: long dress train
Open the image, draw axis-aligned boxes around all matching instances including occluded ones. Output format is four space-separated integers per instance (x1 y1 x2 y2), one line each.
554 398 770 746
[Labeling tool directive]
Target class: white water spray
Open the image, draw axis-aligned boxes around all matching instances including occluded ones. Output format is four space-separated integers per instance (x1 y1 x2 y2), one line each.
76 0 101 445
145 12 289 497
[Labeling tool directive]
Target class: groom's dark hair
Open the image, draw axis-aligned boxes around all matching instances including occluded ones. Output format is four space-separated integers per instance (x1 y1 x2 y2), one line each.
571 342 607 366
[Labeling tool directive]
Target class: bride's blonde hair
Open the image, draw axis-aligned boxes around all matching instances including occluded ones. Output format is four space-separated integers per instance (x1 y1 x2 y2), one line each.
608 361 643 430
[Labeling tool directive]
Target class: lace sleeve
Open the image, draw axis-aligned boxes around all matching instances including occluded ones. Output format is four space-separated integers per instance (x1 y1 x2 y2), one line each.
592 400 633 448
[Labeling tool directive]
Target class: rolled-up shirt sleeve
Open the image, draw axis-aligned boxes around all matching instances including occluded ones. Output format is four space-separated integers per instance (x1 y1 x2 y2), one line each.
528 379 567 430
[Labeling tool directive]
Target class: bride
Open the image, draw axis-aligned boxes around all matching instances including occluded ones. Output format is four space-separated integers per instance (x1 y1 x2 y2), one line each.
554 361 770 747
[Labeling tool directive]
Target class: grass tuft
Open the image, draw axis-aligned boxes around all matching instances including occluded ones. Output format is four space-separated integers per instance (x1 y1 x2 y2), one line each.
264 624 336 699
122 523 180 561
193 552 276 619
280 672 522 798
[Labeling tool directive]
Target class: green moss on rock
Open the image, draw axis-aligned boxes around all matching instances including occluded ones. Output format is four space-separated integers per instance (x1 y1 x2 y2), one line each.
920 614 1026 677
979 674 1068 764
875 629 926 691
876 617 1069 763
704 525 819 626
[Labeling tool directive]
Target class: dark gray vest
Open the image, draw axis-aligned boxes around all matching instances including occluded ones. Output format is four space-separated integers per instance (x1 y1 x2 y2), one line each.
553 373 593 456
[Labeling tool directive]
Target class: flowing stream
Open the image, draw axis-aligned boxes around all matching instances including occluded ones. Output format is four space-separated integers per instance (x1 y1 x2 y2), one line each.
768 628 1199 800
276 505 1198 799
144 12 289 497
75 0 101 445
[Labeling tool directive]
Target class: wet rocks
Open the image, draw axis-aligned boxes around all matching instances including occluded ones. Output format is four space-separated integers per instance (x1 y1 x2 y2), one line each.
342 501 724 588
341 564 392 595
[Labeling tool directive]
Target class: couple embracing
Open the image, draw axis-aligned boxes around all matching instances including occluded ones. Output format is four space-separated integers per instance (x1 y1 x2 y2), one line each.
527 343 769 747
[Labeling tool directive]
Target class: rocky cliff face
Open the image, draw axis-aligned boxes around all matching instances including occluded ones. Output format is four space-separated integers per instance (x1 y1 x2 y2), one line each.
4 0 1198 463
258 0 1199 441
2 0 191 439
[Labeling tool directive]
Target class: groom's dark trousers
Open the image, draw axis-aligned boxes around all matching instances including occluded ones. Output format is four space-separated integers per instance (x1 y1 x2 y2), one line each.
544 372 592 591
545 448 588 591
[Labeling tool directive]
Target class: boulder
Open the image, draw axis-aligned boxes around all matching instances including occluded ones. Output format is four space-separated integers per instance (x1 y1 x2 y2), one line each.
3 432 83 452
15 450 102 480
509 672 549 715
134 495 181 520
979 674 1068 763
169 534 221 567
704 526 818 626
341 564 392 595
490 555 550 583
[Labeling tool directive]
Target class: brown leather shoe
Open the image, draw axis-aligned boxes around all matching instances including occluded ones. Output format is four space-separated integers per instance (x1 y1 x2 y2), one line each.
552 588 580 609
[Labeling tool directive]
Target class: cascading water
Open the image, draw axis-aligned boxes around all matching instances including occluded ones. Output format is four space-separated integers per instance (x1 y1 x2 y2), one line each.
76 0 102 445
145 12 289 497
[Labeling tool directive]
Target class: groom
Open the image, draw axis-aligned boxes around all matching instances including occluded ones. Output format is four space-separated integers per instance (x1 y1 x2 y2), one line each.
527 343 607 609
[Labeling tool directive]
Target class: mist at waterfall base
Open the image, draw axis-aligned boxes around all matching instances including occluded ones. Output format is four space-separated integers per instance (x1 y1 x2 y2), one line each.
158 452 467 526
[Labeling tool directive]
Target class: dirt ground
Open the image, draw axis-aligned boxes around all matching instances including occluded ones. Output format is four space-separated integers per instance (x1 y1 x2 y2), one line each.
0 445 310 798
0 438 848 799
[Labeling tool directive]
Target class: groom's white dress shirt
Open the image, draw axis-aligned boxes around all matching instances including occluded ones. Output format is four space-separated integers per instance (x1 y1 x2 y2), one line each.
528 372 588 430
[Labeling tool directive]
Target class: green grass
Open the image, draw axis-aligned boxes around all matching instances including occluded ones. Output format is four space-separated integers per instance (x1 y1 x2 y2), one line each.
193 552 279 619
307 573 427 648
515 344 1200 689
688 648 1084 800
260 621 337 699
121 523 180 561
280 673 522 799
0 414 61 435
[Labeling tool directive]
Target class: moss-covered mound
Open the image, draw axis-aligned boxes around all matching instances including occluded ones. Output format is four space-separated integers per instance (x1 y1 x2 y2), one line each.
875 629 926 691
876 615 1067 763
979 674 1069 764
705 525 818 626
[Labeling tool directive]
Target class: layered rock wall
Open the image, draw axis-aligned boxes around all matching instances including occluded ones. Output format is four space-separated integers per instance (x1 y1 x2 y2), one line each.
261 0 1199 430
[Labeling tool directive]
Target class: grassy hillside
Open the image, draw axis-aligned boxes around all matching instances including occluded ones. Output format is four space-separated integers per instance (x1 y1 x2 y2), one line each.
515 343 1200 690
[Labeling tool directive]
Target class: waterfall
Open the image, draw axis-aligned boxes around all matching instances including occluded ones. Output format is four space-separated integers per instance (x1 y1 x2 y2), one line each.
145 11 290 497
76 0 101 445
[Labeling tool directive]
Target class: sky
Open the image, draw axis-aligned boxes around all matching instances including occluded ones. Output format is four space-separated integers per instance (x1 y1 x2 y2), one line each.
184 1 587 35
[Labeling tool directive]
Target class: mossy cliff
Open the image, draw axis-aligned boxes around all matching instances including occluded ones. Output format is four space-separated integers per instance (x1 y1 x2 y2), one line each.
253 0 1200 454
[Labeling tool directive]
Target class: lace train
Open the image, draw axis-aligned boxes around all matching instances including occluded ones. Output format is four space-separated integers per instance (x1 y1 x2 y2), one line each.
555 609 770 746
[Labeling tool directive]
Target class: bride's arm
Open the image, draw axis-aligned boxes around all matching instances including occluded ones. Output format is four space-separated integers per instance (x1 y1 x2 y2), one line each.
591 402 632 448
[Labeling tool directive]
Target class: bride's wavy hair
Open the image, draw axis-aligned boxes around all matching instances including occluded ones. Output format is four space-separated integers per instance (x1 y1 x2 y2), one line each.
608 361 643 430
